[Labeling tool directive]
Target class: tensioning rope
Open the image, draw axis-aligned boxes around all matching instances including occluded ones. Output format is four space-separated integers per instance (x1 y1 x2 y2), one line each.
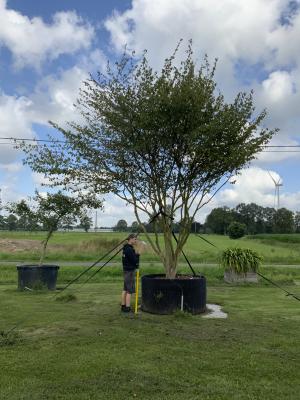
193 233 300 303
3 209 165 337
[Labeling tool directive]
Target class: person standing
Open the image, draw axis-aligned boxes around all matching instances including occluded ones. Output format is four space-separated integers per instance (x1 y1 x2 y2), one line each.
121 234 139 312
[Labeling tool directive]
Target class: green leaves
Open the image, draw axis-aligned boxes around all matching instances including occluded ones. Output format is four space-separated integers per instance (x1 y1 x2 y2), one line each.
221 248 263 273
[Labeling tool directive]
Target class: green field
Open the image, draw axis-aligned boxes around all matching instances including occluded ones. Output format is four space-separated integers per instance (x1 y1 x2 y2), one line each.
1 233 300 399
1 277 300 399
1 231 300 265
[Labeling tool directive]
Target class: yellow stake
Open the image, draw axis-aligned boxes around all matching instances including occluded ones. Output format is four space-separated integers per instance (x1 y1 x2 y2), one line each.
134 269 140 314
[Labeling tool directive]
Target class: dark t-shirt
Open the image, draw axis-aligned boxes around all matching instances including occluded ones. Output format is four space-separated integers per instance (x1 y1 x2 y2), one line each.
122 243 139 271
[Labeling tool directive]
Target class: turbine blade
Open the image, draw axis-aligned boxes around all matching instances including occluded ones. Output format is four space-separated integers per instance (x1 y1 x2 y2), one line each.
267 170 277 185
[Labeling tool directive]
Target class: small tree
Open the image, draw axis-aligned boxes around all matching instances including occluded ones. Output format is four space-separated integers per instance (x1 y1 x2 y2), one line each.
8 192 102 265
19 42 276 278
228 221 246 239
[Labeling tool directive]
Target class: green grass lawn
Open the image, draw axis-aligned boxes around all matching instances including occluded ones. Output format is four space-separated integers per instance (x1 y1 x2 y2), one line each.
1 231 300 264
1 265 300 399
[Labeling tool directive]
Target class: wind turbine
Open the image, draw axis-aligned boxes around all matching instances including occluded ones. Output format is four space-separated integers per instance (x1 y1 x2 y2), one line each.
267 171 283 210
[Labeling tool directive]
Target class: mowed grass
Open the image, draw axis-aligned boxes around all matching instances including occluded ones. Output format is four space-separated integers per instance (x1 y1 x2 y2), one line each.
0 278 300 400
1 233 300 398
1 231 300 264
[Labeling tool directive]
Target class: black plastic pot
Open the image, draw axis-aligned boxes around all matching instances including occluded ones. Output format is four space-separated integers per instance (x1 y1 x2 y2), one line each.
141 274 206 314
17 265 59 290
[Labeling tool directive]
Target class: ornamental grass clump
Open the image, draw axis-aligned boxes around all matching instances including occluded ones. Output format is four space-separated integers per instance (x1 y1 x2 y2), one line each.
221 248 262 274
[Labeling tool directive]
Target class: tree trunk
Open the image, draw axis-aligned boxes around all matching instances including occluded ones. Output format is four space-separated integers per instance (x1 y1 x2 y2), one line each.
39 230 53 265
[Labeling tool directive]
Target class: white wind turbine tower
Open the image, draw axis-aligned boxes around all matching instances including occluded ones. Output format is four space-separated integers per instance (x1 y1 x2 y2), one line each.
267 171 283 210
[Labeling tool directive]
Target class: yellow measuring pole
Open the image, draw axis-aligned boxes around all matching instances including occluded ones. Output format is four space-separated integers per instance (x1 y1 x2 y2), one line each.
134 269 140 314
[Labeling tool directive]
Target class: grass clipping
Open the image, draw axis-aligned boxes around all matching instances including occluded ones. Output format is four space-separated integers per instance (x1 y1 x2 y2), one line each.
55 293 77 302
0 330 22 347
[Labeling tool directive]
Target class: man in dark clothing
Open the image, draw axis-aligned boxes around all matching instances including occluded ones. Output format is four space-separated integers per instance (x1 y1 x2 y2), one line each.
121 234 139 312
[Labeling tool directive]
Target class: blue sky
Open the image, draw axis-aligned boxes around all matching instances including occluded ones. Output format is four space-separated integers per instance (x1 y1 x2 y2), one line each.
1 0 300 226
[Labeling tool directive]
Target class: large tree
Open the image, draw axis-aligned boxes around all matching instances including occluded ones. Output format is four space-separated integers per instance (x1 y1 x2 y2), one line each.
19 42 276 278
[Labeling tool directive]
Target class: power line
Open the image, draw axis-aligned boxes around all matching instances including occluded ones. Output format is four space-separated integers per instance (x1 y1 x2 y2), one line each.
0 137 65 143
1 136 300 147
0 137 300 148
1 136 300 153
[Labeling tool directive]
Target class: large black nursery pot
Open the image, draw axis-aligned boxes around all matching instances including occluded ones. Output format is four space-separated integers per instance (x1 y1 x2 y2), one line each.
141 274 206 315
17 265 60 290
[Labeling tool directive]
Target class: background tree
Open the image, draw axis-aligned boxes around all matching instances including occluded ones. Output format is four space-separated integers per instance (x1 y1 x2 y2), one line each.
17 212 40 231
59 215 75 231
228 221 247 239
205 207 235 234
6 214 18 231
272 208 294 233
260 206 276 234
19 42 276 278
114 219 128 232
234 203 265 234
78 213 93 232
294 212 300 233
0 215 6 230
131 221 140 233
8 192 101 264
191 221 203 234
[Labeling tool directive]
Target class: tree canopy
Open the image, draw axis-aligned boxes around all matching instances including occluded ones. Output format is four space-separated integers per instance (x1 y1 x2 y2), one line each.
19 42 277 277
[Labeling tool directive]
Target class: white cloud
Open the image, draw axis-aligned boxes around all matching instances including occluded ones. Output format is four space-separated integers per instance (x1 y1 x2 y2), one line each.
29 66 88 126
0 93 34 164
0 162 23 173
105 0 300 141
0 0 94 68
31 172 53 188
262 71 294 103
105 0 285 63
219 167 292 209
0 49 108 171
101 194 136 227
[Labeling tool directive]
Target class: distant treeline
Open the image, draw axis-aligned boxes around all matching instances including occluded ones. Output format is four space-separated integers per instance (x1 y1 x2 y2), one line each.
113 203 300 235
0 213 92 232
204 203 299 235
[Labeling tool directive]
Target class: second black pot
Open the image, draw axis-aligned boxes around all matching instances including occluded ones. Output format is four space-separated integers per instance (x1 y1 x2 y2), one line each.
17 265 59 290
141 274 206 314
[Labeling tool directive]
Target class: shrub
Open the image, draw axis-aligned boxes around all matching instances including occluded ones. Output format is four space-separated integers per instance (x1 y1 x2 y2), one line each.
228 222 246 239
220 248 262 273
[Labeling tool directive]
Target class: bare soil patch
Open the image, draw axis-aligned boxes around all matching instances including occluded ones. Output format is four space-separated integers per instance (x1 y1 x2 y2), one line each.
0 239 41 253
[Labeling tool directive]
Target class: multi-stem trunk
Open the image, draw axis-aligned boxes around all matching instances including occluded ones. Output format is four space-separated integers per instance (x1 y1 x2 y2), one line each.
163 225 178 279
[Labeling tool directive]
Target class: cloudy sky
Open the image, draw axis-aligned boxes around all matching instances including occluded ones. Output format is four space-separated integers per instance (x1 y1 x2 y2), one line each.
0 0 300 226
